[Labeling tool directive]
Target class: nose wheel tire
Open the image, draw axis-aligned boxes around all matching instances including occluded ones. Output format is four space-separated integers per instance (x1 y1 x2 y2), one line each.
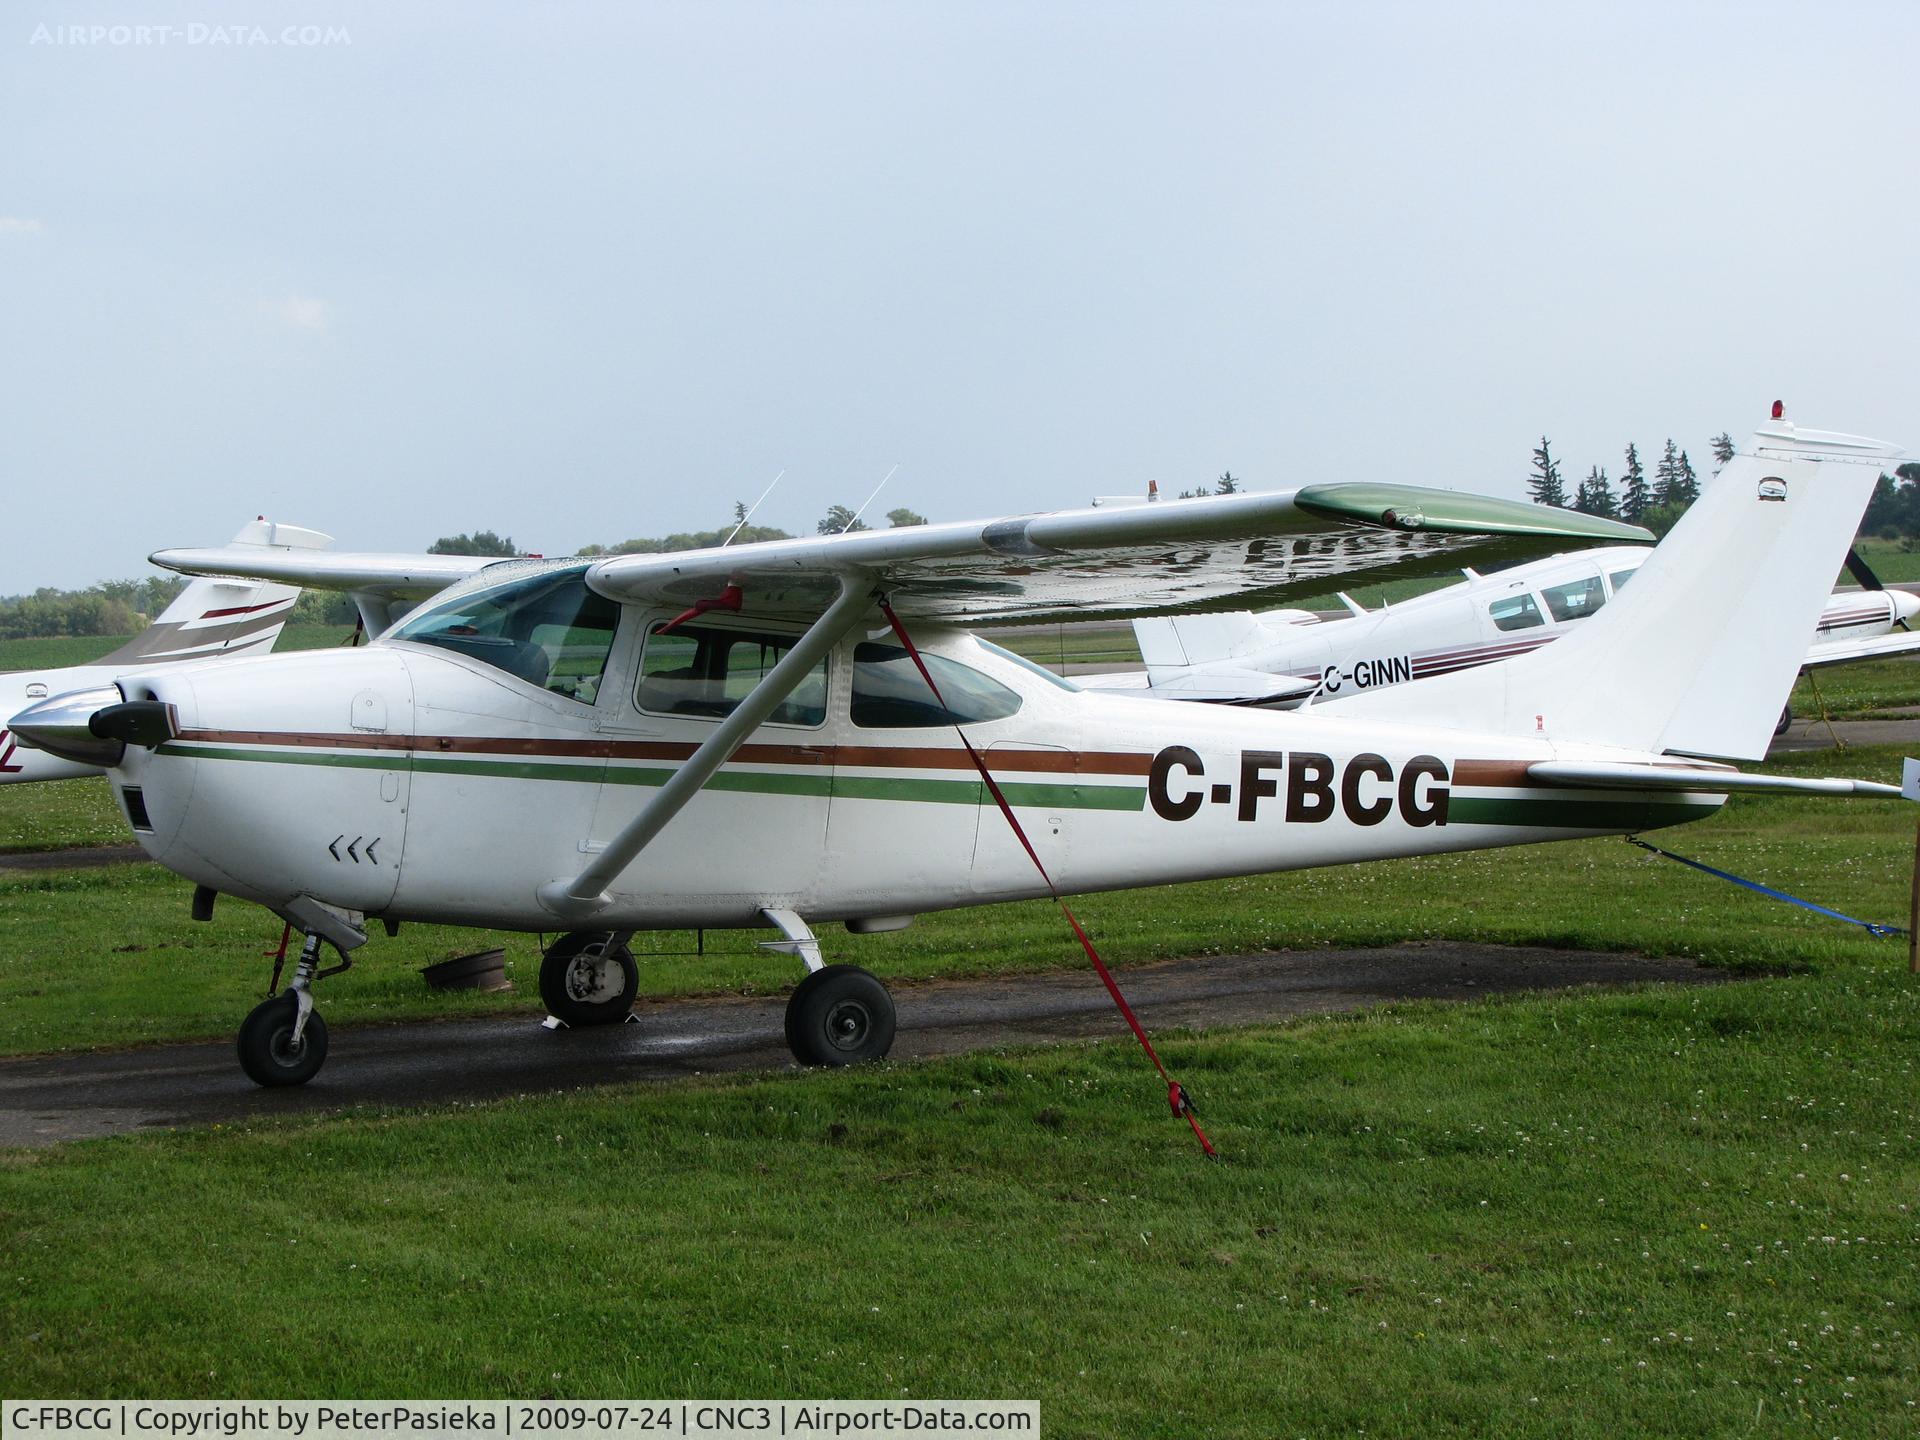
237 993 329 1087
784 964 896 1067
540 931 640 1027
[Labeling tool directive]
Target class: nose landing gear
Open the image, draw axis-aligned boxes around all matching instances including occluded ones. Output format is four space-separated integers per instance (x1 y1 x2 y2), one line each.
539 931 640 1027
238 931 348 1087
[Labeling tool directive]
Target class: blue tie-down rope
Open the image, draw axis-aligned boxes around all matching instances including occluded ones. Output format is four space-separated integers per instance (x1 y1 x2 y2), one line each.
1626 836 1907 938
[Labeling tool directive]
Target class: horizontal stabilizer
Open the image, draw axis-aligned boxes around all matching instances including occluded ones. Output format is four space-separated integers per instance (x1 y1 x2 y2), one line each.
1527 760 1903 799
151 548 502 598
1134 611 1282 669
1079 666 1317 706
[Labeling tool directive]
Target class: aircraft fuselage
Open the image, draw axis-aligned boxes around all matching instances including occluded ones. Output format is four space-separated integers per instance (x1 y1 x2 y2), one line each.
101 622 1721 934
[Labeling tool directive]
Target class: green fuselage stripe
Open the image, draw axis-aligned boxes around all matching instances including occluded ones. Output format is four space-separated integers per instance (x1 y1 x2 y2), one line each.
159 742 1145 812
157 743 1713 829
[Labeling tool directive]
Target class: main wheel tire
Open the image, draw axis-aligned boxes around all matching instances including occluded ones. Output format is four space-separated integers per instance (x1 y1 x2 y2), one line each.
540 932 639 1027
784 964 896 1067
1775 703 1793 738
237 993 329 1087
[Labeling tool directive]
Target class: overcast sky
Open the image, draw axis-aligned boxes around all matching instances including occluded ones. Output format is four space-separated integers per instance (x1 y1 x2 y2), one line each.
2 1 1915 592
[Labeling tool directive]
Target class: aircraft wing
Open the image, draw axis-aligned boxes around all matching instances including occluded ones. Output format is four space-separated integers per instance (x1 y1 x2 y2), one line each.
149 548 503 598
586 485 1651 624
1801 630 1920 671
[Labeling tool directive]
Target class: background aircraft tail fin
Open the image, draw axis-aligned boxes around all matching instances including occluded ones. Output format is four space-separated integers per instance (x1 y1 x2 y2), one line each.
1134 608 1319 675
1320 414 1903 761
96 519 332 666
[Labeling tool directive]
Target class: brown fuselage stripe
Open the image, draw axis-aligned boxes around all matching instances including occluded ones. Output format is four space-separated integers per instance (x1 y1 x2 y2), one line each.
170 728 1152 776
1454 756 1734 788
1453 759 1533 787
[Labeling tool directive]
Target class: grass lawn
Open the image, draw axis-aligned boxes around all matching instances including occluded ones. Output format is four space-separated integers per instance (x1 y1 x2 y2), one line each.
1847 538 1920 586
0 775 129 853
1 959 1915 1433
1790 658 1920 721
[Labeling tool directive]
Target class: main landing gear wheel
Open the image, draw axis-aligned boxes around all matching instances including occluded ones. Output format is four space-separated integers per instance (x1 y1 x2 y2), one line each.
784 964 896 1067
540 931 640 1027
237 992 329 1087
1775 703 1793 738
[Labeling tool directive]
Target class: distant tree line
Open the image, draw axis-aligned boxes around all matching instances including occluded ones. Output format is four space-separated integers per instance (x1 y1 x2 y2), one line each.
1859 464 1920 543
1534 431 1920 545
1529 433 1731 537
1175 472 1241 500
0 575 188 640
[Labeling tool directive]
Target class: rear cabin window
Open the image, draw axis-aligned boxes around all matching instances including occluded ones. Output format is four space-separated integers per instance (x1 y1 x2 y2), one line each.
1609 568 1637 594
1488 592 1545 632
850 643 1022 728
388 565 619 703
1540 575 1606 624
637 624 828 727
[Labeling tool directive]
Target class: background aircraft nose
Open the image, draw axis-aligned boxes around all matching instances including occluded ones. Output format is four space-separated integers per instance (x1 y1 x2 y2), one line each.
1892 590 1920 629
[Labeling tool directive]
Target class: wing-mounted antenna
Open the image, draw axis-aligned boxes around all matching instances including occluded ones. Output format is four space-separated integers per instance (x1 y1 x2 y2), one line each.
844 465 900 531
722 470 785 547
1334 592 1368 617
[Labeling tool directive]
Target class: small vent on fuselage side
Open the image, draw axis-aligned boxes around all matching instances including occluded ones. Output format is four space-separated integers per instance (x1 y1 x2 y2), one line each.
121 786 153 833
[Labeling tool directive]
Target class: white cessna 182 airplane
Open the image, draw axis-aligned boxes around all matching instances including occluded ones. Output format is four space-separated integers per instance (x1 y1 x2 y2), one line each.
9 412 1904 1091
0 519 333 785
1083 539 1920 710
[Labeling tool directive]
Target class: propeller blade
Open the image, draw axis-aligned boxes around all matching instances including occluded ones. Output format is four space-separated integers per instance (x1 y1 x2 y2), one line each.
1842 548 1912 630
1844 546 1886 592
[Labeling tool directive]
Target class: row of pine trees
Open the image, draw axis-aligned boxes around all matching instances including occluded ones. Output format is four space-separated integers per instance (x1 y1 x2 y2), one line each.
1528 432 1738 531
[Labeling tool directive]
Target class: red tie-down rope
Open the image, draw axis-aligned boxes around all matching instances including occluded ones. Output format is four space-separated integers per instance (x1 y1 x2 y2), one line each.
877 599 1216 1157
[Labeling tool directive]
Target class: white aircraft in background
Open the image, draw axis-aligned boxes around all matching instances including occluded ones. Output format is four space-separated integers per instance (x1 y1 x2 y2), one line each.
10 412 1903 1095
1082 539 1920 715
0 520 338 785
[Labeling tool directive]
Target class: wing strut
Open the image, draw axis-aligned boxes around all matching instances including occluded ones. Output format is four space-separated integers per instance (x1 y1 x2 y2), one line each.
536 576 875 920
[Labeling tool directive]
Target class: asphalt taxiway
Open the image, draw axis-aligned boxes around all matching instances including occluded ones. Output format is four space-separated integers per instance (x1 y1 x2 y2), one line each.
0 943 1725 1147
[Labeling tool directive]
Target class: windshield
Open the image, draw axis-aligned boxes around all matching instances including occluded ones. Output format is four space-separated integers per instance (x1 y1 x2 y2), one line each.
977 639 1080 692
388 564 620 703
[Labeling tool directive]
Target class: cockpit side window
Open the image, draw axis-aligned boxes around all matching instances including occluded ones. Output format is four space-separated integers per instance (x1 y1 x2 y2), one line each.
1488 592 1545 632
637 623 828 728
389 566 620 703
1541 575 1606 624
851 643 1022 728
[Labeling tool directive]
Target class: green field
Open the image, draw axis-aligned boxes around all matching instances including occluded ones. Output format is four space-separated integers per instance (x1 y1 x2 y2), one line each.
0 623 349 673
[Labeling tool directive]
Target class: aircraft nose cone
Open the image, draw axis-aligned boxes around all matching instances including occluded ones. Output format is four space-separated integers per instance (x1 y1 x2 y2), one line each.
9 685 132 767
1892 589 1920 626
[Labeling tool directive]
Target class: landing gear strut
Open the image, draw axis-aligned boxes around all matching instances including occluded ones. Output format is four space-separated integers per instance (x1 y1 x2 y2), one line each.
762 908 896 1067
238 931 341 1087
540 931 639 1027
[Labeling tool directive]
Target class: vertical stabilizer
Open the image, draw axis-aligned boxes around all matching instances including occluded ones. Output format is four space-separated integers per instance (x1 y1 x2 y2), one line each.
1319 415 1902 761
95 519 333 666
